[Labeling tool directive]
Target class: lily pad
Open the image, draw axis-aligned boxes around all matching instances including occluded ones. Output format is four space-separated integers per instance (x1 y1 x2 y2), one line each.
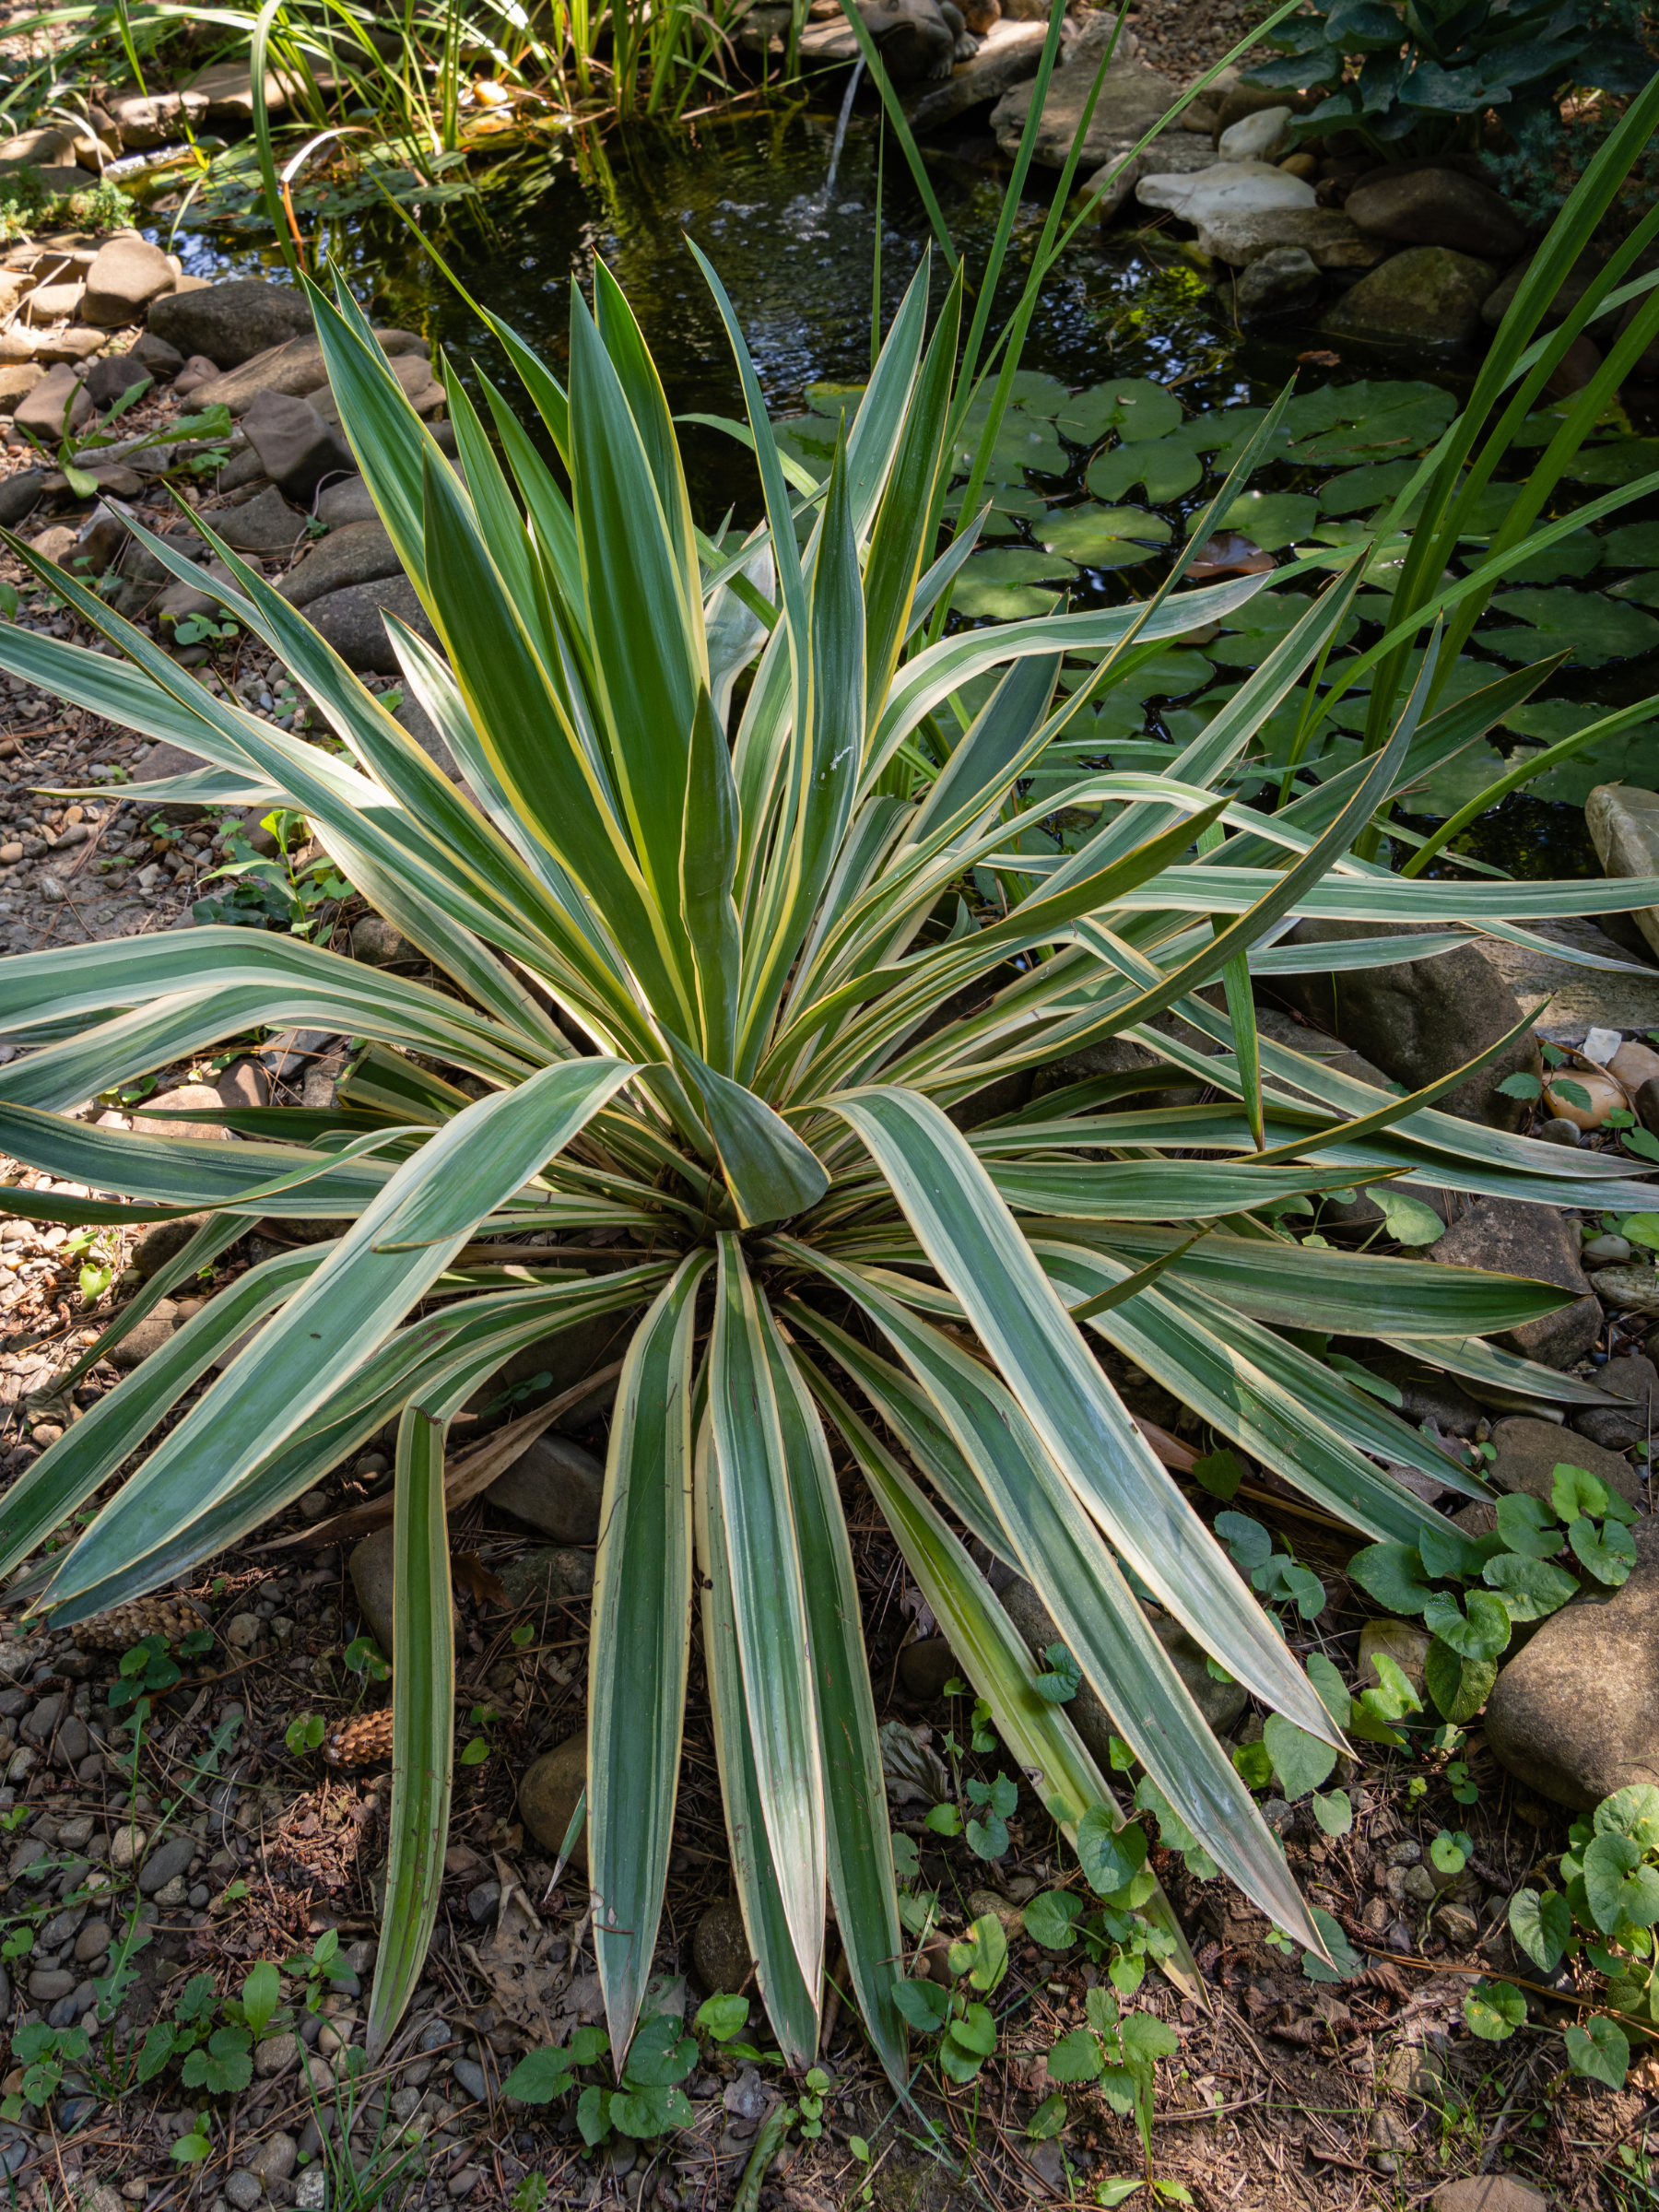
1599 522 1659 568
1317 459 1419 515
1480 588 1659 668
961 419 1072 481
1086 437 1206 502
1058 647 1213 698
1609 570 1659 607
1278 378 1457 465
1504 699 1659 805
1211 591 1359 665
953 547 1072 619
1219 491 1320 551
963 546 1078 583
1038 504 1173 568
1483 525 1600 584
1565 439 1659 486
1054 376 1183 445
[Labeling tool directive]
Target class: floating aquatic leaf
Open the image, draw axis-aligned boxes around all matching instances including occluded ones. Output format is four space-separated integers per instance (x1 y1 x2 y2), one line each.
1608 569 1659 607
1085 437 1206 503
1219 491 1321 551
1564 438 1659 486
1479 589 1659 668
1598 521 1659 567
1316 459 1418 515
1055 377 1182 445
1502 697 1659 805
1038 504 1173 568
1484 526 1600 583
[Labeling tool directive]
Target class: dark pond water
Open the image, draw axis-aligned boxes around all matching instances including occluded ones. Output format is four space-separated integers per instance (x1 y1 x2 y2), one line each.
161 100 1659 881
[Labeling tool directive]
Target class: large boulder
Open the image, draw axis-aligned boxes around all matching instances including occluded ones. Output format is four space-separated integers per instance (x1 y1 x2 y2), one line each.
147 278 312 370
1487 1414 1641 1513
189 327 428 417
1266 918 1539 1128
80 235 177 328
1138 158 1315 226
307 575 439 674
276 519 401 607
992 27 1181 170
1344 167 1526 262
1319 245 1499 348
1426 1199 1602 1370
240 389 356 502
1195 206 1385 268
1486 1518 1659 1809
1586 783 1659 962
1572 1352 1658 1453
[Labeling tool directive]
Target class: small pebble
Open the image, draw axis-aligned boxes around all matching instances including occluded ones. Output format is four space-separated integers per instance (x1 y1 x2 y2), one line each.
451 2057 488 2102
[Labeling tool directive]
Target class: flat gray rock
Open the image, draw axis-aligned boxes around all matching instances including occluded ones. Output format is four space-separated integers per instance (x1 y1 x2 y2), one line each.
993 21 1180 171
307 573 438 674
909 18 1053 135
148 277 312 369
277 518 401 607
1320 245 1499 349
1196 205 1385 268
1428 1200 1602 1371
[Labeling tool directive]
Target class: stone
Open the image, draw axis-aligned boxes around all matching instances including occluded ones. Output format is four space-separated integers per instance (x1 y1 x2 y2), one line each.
908 18 1054 135
1217 105 1291 160
1488 1414 1640 1512
109 1300 180 1372
311 351 445 424
1472 912 1659 1034
21 280 87 325
1489 1525 1659 1810
1428 1201 1601 1370
157 554 240 630
79 237 177 328
349 1527 396 1659
147 279 312 369
486 1432 606 1545
214 484 308 556
307 573 439 674
137 1834 194 1895
350 915 415 967
1358 1617 1430 1692
171 353 223 396
1148 1607 1247 1730
1589 1265 1659 1317
394 688 460 781
127 1085 227 1143
316 474 378 526
1271 919 1539 1129
899 1636 959 1700
991 29 1182 171
518 1734 588 1867
277 520 402 608
499 1547 594 1608
465 1313 634 1424
1320 245 1499 348
1344 168 1526 262
245 2133 299 2187
29 1969 76 2001
0 468 45 524
81 353 150 413
240 388 356 502
1236 246 1321 321
1572 1352 1658 1451
1587 784 1659 962
1366 1354 1483 1438
218 1056 271 1111
226 2173 264 2212
1138 159 1315 225
129 329 183 377
188 327 427 417
1431 2181 1547 2212
0 361 43 414
132 1213 208 1277
13 363 90 438
255 2031 299 2077
692 1897 754 1996
73 1920 110 1962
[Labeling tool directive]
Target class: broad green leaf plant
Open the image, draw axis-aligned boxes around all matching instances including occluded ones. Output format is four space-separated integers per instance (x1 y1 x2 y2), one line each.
4 67 1659 2092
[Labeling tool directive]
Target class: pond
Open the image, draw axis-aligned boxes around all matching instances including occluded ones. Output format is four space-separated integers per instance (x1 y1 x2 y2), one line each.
162 98 1659 884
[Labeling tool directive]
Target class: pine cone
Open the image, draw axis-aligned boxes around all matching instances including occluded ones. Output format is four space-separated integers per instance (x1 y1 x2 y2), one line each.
325 1709 394 1767
73 1595 202 1651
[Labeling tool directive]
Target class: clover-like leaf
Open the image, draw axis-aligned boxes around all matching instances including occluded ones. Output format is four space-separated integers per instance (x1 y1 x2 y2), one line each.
1463 1980 1525 2041
1583 1832 1659 1935
1263 1712 1337 1802
1047 2026 1105 2084
1594 1785 1659 1852
1023 1890 1082 1952
1422 1590 1511 1662
1569 1514 1636 1586
948 1914 1009 1994
1552 1463 1613 1521
1076 1805 1146 1899
1508 1888 1571 1973
1347 1544 1434 1616
1565 2015 1630 2088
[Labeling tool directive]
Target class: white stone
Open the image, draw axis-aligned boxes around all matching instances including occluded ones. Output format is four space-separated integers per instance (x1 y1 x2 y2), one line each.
1217 105 1292 160
1583 1025 1623 1065
1587 783 1659 962
1136 159 1317 226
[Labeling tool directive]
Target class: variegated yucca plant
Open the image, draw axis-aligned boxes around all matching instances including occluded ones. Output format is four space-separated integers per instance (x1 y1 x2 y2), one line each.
2 227 1659 2090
